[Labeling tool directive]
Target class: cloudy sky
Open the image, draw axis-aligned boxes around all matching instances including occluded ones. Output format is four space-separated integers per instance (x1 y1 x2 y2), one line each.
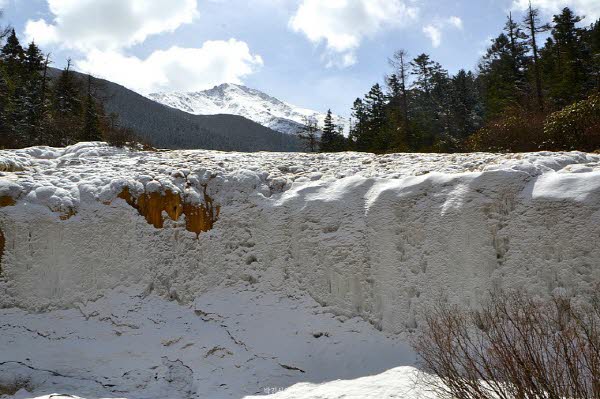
1 0 598 116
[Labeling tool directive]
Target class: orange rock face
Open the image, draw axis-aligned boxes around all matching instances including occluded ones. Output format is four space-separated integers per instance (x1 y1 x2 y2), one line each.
0 196 16 207
0 197 13 273
117 187 219 235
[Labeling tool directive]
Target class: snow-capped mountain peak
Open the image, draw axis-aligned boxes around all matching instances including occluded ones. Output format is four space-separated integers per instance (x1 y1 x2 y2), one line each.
148 83 348 136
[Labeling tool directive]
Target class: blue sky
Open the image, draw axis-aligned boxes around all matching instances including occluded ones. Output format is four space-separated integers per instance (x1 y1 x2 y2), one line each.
1 0 598 117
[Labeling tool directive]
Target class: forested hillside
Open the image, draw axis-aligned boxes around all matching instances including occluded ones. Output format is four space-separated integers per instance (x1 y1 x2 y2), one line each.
335 6 600 154
55 69 302 152
0 29 119 149
0 26 301 152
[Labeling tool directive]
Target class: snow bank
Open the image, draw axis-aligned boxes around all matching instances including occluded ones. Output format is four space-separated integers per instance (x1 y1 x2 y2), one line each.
1 144 600 331
2 144 600 398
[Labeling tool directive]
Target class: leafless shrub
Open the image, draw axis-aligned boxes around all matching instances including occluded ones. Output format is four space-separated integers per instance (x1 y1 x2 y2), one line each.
413 289 600 399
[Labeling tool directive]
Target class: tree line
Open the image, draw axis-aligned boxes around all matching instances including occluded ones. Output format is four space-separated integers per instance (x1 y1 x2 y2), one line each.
0 25 143 149
313 5 599 154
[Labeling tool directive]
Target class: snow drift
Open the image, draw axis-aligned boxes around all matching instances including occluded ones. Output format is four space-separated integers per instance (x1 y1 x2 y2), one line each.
1 143 600 398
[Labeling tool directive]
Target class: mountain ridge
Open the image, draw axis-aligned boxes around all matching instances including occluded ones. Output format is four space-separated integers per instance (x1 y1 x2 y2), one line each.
149 83 348 136
46 68 301 152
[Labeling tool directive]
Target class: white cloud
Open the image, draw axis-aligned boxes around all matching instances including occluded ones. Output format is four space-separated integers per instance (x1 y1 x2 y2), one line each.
422 16 463 48
24 1 264 94
448 16 463 29
512 0 600 20
25 0 198 51
76 39 264 94
289 0 418 67
423 25 442 48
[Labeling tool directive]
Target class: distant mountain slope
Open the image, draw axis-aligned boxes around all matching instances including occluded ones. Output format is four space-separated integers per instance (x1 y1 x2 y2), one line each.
47 69 301 152
149 84 348 136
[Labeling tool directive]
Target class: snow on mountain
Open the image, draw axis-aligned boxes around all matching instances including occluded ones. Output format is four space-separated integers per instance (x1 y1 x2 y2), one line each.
2 144 600 398
148 84 348 136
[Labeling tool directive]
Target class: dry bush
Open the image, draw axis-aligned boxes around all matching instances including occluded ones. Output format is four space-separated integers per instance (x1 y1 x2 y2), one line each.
465 109 545 153
103 126 153 150
543 94 600 152
413 290 600 399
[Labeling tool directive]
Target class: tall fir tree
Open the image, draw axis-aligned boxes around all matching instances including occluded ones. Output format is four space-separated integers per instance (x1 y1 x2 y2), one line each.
52 60 82 145
389 49 411 137
349 98 366 150
542 8 587 107
584 19 600 90
505 13 530 93
0 66 12 147
16 42 48 145
448 70 482 141
363 83 386 152
0 29 24 79
480 33 525 116
320 109 336 152
410 54 450 149
523 1 551 111
81 74 102 142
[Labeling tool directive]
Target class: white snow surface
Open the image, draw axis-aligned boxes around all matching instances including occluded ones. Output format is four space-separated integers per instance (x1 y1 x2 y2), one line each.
2 143 600 398
148 84 349 135
0 283 419 399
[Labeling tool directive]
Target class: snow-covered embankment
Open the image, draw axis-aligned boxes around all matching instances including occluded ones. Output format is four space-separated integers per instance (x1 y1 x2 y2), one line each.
1 143 599 398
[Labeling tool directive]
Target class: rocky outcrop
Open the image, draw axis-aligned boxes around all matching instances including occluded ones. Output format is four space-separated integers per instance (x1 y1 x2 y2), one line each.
0 196 13 275
116 187 219 235
0 228 4 276
0 196 15 207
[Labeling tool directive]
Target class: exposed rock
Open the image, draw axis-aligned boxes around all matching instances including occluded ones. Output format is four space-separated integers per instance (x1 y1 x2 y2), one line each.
116 186 219 235
0 228 4 275
0 196 15 208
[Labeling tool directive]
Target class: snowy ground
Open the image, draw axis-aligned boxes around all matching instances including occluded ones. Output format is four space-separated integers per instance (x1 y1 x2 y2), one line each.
0 282 424 399
2 143 600 398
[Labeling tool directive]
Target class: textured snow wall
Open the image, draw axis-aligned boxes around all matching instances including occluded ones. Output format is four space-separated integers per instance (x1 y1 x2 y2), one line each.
1 143 600 333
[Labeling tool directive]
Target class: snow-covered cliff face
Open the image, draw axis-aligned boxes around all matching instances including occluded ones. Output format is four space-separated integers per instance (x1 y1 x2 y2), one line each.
1 143 600 333
148 84 348 135
2 143 600 398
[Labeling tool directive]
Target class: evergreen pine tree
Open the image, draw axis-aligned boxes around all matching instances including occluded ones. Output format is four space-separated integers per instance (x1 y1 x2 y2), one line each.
386 74 401 102
14 42 48 146
320 109 336 152
52 60 82 145
81 74 102 142
0 29 24 78
335 125 346 151
523 1 551 111
583 19 600 91
0 66 12 148
543 8 587 106
363 83 386 152
480 33 525 116
389 49 411 133
448 70 482 141
349 98 366 150
410 54 451 149
411 54 435 95
23 41 44 76
505 13 530 93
